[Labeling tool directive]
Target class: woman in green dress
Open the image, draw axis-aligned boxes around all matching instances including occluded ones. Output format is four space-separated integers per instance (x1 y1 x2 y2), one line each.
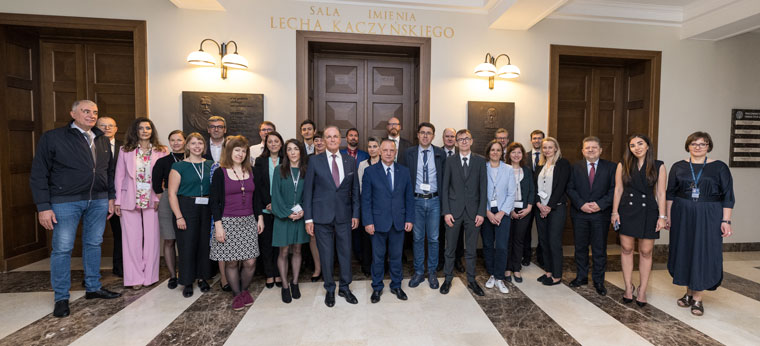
271 139 310 303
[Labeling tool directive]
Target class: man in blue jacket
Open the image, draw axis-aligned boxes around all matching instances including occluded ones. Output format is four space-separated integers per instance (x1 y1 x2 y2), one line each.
30 100 122 318
362 139 415 303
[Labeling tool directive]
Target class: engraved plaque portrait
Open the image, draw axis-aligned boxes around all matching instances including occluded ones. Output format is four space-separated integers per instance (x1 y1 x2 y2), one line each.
182 91 264 144
467 101 515 156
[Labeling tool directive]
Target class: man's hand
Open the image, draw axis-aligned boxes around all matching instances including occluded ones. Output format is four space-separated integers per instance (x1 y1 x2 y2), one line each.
38 210 57 231
580 203 594 213
107 200 115 219
589 202 600 213
475 215 484 227
306 222 314 236
365 224 375 235
404 222 413 232
351 218 359 230
444 214 454 227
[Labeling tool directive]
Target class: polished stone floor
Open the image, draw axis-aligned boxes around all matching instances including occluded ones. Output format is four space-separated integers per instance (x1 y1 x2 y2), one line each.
1 248 759 346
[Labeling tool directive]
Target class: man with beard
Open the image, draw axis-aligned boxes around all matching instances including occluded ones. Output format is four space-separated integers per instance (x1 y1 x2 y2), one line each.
340 128 369 168
384 117 411 166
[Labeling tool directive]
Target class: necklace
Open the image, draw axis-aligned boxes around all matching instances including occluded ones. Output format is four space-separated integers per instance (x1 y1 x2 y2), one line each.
231 167 247 198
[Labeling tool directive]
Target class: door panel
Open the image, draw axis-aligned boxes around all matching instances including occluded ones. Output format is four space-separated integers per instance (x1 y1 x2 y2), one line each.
367 59 414 145
86 43 134 141
40 42 86 131
316 58 364 148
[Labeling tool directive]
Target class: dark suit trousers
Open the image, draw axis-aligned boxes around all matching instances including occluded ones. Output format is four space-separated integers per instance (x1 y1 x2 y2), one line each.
536 206 566 279
507 209 533 272
175 197 212 286
444 215 480 282
258 213 280 279
109 215 123 273
572 214 609 284
526 212 543 263
314 221 353 292
439 216 464 266
370 226 404 290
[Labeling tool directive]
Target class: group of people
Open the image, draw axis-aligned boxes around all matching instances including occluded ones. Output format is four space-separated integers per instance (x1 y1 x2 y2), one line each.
31 99 735 318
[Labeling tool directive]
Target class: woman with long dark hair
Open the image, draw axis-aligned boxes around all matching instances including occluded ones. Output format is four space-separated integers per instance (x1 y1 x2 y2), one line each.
152 130 185 289
611 134 667 307
254 131 285 288
114 117 167 289
505 142 535 284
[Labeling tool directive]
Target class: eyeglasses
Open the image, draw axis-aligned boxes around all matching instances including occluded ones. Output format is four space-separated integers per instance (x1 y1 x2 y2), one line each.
495 136 508 141
99 124 116 129
208 125 226 130
387 122 400 127
418 131 433 136
690 142 708 148
456 137 472 143
260 128 274 133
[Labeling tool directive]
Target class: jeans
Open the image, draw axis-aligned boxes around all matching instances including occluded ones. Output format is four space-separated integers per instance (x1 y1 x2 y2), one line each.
50 199 108 301
413 196 440 275
481 214 511 280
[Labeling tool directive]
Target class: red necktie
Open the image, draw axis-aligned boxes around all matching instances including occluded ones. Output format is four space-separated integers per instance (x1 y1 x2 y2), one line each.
331 154 340 188
589 162 596 188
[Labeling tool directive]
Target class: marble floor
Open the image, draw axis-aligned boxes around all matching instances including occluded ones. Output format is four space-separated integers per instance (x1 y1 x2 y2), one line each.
1 250 759 346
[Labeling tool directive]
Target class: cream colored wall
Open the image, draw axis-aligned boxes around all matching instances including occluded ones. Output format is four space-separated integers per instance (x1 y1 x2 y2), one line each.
2 0 758 243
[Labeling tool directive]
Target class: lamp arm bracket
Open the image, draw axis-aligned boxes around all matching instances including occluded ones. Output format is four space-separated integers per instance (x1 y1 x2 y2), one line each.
494 54 511 65
199 39 221 54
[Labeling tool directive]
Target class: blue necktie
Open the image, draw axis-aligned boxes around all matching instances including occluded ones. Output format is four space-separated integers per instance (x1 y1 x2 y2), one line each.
534 152 540 169
386 167 393 190
422 149 429 185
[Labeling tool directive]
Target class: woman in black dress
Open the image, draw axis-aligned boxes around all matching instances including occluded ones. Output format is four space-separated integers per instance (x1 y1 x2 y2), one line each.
666 131 734 316
505 142 535 283
611 134 667 307
253 131 284 288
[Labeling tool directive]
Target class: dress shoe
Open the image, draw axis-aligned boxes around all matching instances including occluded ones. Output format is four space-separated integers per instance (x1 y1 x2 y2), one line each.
338 289 358 304
622 284 635 304
537 275 550 284
325 291 335 307
439 280 452 295
455 260 465 273
485 275 495 289
568 278 588 288
390 288 408 301
85 288 121 300
635 300 647 308
198 280 211 293
310 274 322 283
167 277 178 290
221 282 232 292
242 291 254 307
543 278 562 286
504 274 512 283
428 274 439 289
521 258 531 267
514 274 523 283
594 283 607 296
371 290 382 303
53 300 70 318
291 283 301 299
281 287 292 304
468 281 485 296
183 286 193 298
275 280 283 288
408 273 425 288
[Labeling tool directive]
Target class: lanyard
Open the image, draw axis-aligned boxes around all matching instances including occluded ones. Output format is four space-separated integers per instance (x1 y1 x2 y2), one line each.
192 161 205 195
488 164 500 200
689 157 706 187
514 167 523 201
291 168 300 204
170 153 181 162
421 148 430 183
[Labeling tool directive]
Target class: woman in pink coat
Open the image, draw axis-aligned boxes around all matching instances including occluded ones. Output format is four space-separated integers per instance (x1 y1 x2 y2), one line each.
114 117 167 289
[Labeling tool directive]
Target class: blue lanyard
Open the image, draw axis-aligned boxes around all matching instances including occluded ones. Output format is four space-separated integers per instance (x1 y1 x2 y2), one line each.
688 157 706 186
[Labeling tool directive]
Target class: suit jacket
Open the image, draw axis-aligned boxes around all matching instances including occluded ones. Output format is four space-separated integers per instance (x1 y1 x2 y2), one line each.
113 139 122 162
361 163 414 232
567 158 616 217
303 151 360 224
514 165 536 206
114 147 167 210
203 137 226 162
404 145 445 194
534 158 571 209
385 137 412 166
253 155 279 214
441 153 488 219
340 148 370 168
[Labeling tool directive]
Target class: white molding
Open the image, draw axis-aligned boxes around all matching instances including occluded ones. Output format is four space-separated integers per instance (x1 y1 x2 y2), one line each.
550 0 683 26
548 13 681 27
169 0 225 11
296 0 499 14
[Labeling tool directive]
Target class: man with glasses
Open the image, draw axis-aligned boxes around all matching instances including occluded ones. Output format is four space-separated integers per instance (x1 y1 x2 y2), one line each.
384 116 411 165
438 128 465 273
404 122 445 289
494 128 510 160
250 121 276 165
439 129 488 296
203 116 227 162
96 116 124 278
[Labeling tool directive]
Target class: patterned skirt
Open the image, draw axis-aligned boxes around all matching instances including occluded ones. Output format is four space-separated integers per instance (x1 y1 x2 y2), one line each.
210 214 260 261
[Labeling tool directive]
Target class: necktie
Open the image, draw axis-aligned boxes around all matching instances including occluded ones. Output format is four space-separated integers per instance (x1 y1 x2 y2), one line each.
386 167 393 190
422 149 429 185
448 150 453 157
331 154 340 188
534 152 540 169
462 157 469 179
84 132 96 163
589 162 596 188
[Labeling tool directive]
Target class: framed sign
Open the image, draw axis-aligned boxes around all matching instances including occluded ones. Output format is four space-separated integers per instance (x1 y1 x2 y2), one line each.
467 101 515 156
729 109 760 167
182 91 264 144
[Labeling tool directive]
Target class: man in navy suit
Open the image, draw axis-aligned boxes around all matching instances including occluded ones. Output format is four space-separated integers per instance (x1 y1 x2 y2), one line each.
566 136 616 296
362 139 415 303
304 126 361 307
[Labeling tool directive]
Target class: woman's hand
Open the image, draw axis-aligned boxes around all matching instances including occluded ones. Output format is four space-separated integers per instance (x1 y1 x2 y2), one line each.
176 217 186 230
510 210 520 219
721 222 732 238
266 203 272 211
154 200 160 211
257 215 265 234
611 213 620 227
655 218 666 232
215 225 226 242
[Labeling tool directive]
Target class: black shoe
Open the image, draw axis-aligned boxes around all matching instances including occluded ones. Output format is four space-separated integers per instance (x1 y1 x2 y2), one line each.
514 275 523 283
455 261 465 273
428 274 439 289
408 273 425 288
390 288 408 301
371 290 382 304
537 275 550 283
266 280 275 288
168 277 178 290
505 275 512 283
594 283 607 296
85 288 121 300
543 278 562 286
53 300 70 318
310 274 322 283
568 278 588 288
221 282 232 292
521 258 530 267
325 291 335 307
281 287 292 304
183 286 193 298
291 283 301 299
636 300 647 307
198 280 211 293
468 281 485 296
622 284 635 304
338 289 358 304
275 280 283 288
440 280 452 295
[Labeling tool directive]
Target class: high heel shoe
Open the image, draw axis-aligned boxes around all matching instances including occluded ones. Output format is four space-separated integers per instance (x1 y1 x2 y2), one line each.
265 278 274 289
636 300 647 307
622 284 635 304
311 273 322 282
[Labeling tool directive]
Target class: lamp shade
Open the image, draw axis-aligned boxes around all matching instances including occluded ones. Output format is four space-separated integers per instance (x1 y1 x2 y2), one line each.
497 64 520 79
187 50 216 66
221 53 248 69
474 62 497 77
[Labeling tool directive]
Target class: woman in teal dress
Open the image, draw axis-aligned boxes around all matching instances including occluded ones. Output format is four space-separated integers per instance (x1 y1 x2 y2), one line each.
271 139 310 303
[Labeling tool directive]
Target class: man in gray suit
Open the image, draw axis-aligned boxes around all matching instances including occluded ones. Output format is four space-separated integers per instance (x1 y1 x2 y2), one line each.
439 129 488 296
304 126 361 307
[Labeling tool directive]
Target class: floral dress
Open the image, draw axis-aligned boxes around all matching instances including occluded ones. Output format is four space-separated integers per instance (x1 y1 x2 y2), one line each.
135 145 152 209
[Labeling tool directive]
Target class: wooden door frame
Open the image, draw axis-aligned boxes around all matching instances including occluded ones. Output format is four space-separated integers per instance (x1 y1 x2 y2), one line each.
548 44 661 150
296 30 430 130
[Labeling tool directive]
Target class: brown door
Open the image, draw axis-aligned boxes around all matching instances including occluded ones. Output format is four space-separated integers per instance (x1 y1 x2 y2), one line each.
314 54 415 150
0 27 48 271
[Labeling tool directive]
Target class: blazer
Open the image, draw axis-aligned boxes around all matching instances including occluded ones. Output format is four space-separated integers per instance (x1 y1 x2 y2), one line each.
567 158 616 216
203 137 226 162
513 165 536 206
114 147 167 210
210 167 256 221
534 157 571 209
441 153 488 219
485 161 517 214
340 148 370 168
303 151 360 224
385 137 412 166
361 163 415 232
253 155 279 214
113 139 122 162
404 145 445 194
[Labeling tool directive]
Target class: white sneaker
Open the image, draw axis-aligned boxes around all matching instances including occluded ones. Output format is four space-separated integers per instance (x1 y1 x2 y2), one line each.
496 280 509 294
485 275 495 289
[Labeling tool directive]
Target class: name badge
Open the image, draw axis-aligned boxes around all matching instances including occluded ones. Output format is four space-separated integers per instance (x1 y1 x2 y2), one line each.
420 183 431 192
490 200 498 208
137 182 151 191
291 204 303 213
195 197 209 205
537 191 549 199
691 188 700 199
514 201 524 209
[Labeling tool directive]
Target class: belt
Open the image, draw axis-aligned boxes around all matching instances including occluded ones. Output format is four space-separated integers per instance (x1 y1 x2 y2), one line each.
178 195 209 199
414 192 438 199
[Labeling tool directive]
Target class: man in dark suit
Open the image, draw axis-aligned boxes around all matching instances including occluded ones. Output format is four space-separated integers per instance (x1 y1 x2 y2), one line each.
440 129 488 296
438 128 464 273
96 116 123 277
304 126 361 307
203 115 227 162
385 116 411 166
566 136 616 296
341 127 370 167
404 122 445 289
525 129 545 267
362 139 414 303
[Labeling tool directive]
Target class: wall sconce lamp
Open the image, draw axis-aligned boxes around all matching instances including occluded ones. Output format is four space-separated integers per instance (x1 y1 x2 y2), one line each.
473 53 520 89
187 39 248 79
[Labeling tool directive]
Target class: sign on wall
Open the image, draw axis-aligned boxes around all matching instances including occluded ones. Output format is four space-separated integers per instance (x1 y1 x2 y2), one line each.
729 109 760 167
182 91 264 144
467 101 515 157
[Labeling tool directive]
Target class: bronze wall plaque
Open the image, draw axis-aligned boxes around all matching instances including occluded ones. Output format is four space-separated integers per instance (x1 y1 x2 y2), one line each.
729 108 760 168
467 101 515 157
182 91 264 145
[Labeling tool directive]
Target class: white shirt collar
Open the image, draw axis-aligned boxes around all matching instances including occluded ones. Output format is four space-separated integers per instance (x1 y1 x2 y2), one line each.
327 149 341 159
70 122 89 134
382 162 394 171
587 159 599 166
459 152 471 161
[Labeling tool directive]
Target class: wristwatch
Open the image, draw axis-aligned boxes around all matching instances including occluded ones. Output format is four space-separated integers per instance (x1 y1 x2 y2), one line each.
658 215 667 220
722 220 731 224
